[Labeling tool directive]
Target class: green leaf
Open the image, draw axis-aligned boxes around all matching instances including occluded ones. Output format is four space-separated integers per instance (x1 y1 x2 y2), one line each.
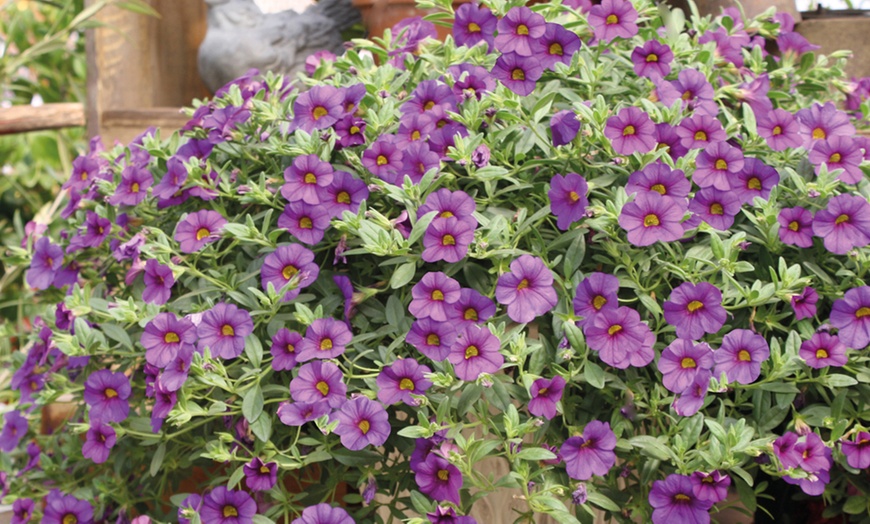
824 374 858 388
227 465 246 489
101 323 133 350
390 261 417 289
243 384 264 424
584 361 606 389
563 231 586 278
397 425 431 439
385 294 405 327
245 335 263 369
586 491 621 512
516 447 558 461
150 442 166 477
115 0 162 17
252 516 277 524
843 496 867 515
250 412 272 442
408 211 437 246
629 436 674 461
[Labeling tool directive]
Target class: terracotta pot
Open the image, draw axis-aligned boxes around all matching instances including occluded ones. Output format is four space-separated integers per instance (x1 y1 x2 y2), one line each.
351 0 469 41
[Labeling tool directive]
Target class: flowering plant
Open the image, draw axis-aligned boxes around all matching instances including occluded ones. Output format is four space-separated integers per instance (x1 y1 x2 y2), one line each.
4 0 870 522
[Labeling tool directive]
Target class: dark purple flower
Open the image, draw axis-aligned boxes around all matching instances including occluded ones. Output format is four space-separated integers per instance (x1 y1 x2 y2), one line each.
491 52 543 96
496 255 558 324
261 244 319 302
362 135 402 181
335 116 366 149
153 156 187 201
584 306 655 369
158 345 194 392
449 325 504 381
142 312 197 368
84 369 131 424
605 106 656 156
841 432 870 469
419 189 477 229
649 474 713 524
377 358 433 405
796 102 855 149
82 423 116 464
407 318 457 361
757 109 802 151
109 165 152 207
277 401 330 426
244 457 277 491
548 173 589 230
271 328 302 371
573 272 618 326
713 329 770 384
67 211 112 252
291 504 354 524
550 110 580 147
296 317 352 362
427 506 476 524
675 114 725 150
688 188 741 231
800 332 848 369
203 105 251 143
734 158 779 204
778 206 814 248
654 122 689 160
495 6 545 56
410 272 462 322
142 259 175 305
282 154 334 205
26 236 63 290
291 85 344 133
534 22 581 70
528 375 566 419
631 40 673 79
663 282 727 341
809 136 864 184
415 454 462 505
178 494 203 524
151 381 177 433
200 487 257 524
626 162 690 199
658 340 714 393
791 287 819 320
812 194 870 255
175 210 227 253
278 201 331 245
43 491 94 524
197 303 255 359
658 69 718 117
453 3 496 49
673 370 711 417
447 63 496 102
11 498 34 524
452 288 496 326
693 142 744 191
690 471 730 504
588 0 638 42
831 286 870 349
0 410 27 452
333 396 390 450
618 193 687 246
561 421 617 480
290 361 347 407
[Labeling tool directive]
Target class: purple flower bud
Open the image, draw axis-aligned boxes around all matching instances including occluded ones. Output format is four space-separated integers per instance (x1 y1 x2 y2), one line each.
362 475 377 505
472 144 490 168
572 483 588 505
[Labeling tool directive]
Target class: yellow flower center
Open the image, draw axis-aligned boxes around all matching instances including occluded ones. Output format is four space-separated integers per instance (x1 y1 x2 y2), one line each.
623 125 636 136
681 357 697 369
164 332 180 344
222 324 235 336
320 338 333 351
223 505 238 518
606 14 618 24
714 159 727 170
517 279 530 290
687 300 704 312
835 214 850 225
437 469 450 481
427 334 440 345
411 130 421 141
399 378 415 390
549 42 563 56
131 182 140 193
260 465 271 474
747 177 762 190
300 217 313 229
812 128 826 140
432 290 444 301
788 221 800 232
358 420 371 434
517 24 529 35
607 324 622 336
312 106 328 120
674 494 691 502
465 345 479 359
304 172 317 184
282 265 298 280
643 214 660 227
710 203 724 215
592 295 607 310
646 54 659 62
651 184 666 195
464 308 478 321
440 211 454 218
424 101 436 110
442 234 456 246
815 348 829 359
350 125 360 134
105 388 118 398
286 343 295 353
63 515 78 524
511 68 525 81
316 380 330 396
337 191 351 204
857 307 870 318
830 153 842 163
376 155 388 166
737 349 752 362
196 228 210 241
568 191 580 203
468 22 481 32
682 91 693 101
772 125 783 136
694 130 707 141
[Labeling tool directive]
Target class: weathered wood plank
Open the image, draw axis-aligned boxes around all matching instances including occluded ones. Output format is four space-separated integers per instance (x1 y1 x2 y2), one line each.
0 103 86 135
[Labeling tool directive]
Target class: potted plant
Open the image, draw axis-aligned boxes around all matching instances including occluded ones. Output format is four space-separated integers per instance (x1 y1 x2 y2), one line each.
3 0 870 523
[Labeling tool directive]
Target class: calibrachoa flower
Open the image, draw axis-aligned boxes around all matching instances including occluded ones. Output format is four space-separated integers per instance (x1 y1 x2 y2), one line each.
496 255 558 323
453 3 497 49
142 259 174 305
407 318 457 361
11 498 34 524
290 85 344 133
604 106 656 155
278 201 331 245
733 158 779 204
561 421 617 480
491 52 544 96
281 153 334 205
757 108 802 151
243 457 277 491
410 272 462 322
197 303 254 359
673 370 711 417
688 188 741 231
290 360 347 407
200 487 257 524
422 218 474 263
291 504 355 524
419 188 478 229
26 236 63 290
84 369 131 423
271 328 302 371
800 332 848 369
528 375 566 419
175 210 227 253
663 282 726 341
778 206 814 248
109 165 152 207
427 506 476 524
618 193 687 247
809 136 864 184
573 272 619 326
713 329 770 384
830 286 870 349
791 286 819 320
657 340 714 393
534 22 581 70
277 401 330 426
693 141 744 191
548 173 589 230
0 410 27 452
82 423 116 464
588 0 638 42
296 317 353 362
841 432 870 469
649 474 713 524
324 171 368 217
550 110 580 147
796 101 856 149
142 312 197 368
691 471 731 504
448 324 504 381
675 114 725 150
333 396 391 450
631 39 673 79
494 6 545 56
812 194 870 255
452 288 496 326
260 244 319 302
377 358 433 405
625 162 690 199
415 454 462 505
584 306 655 368
67 211 112 252
43 491 94 524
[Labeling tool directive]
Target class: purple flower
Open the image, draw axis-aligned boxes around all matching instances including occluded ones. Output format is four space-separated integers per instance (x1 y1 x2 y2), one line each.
377 358 433 405
693 142 744 191
427 506 476 524
260 244 319 302
451 288 496 326
277 401 330 426
588 0 638 42
528 375 566 419
67 211 112 252
649 474 713 524
278 201 331 245
82 423 116 464
141 312 197 368
809 136 864 184
0 410 27 452
658 340 714 393
573 272 619 327
296 318 353 362
109 165 152 207
618 193 687 247
26 236 63 290
548 173 589 230
757 109 802 151
561 421 617 480
658 69 718 117
290 361 347 408
397 142 441 185
419 189 477 229
534 23 581 70
673 370 711 417
688 188 741 231
203 105 251 143
11 498 34 524
550 110 580 147
333 396 391 450
305 50 336 74
201 487 257 524
396 113 435 149
604 106 656 156
324 171 368 218
778 206 814 248
675 114 725 150
291 504 354 524
631 40 673 79
734 158 779 204
791 287 819 320
713 329 770 384
496 255 558 324
290 85 344 134
158 345 194 392
407 318 457 361
584 306 655 369
491 52 543 96
197 303 254 359
142 259 174 305
243 457 277 491
175 210 227 253
453 3 496 49
151 381 177 432
494 6 545 56
812 194 870 255
830 286 870 349
415 454 462 505
403 80 457 116
410 272 461 322
691 471 730 504
800 333 848 369
447 63 495 101
778 31 820 57
654 122 689 160
271 328 302 371
282 154 334 205
422 219 474 263
335 116 366 149
449 325 504 381
663 282 726 341
43 491 94 524
362 135 402 182
625 162 690 199
796 102 856 149
841 432 870 469
84 369 131 423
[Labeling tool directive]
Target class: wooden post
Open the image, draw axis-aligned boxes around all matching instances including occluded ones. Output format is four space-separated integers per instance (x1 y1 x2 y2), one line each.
0 103 85 135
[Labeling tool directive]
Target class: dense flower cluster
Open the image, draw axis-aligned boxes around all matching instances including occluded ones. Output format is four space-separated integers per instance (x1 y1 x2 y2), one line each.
4 0 870 522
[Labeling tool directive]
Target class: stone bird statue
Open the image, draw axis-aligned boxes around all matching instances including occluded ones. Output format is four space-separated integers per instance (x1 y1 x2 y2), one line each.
198 0 360 93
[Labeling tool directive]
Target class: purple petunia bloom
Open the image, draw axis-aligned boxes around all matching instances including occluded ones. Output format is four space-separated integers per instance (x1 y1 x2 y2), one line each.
271 328 302 371
277 401 330 426
757 109 802 151
691 471 731 504
528 375 566 419
778 206 814 248
658 339 714 393
84 369 131 424
26 236 63 290
109 165 152 207
548 173 589 230
534 23 581 70
404 80 457 116
175 210 227 253
494 6 545 56
800 332 848 369
809 136 864 184
244 457 277 491
778 31 820 57
734 158 779 205
282 154 334 205
335 116 366 149
158 344 195 392
675 114 725 150
260 244 319 302
673 370 711 417
291 504 355 524
584 306 655 369
618 193 687 247
495 255 558 324
278 201 331 246
333 396 391 450
663 282 727 341
296 317 353 362
693 142 744 191
43 491 94 524
407 318 457 361
415 454 462 505
410 272 462 322
324 171 368 218
396 113 435 149
290 85 344 134
448 325 504 381
588 0 638 42
491 52 544 96
812 194 870 255
796 102 855 149
791 287 819 320
422 219 474 263
419 189 477 229
82 423 116 464
11 498 34 524
197 303 254 359
452 288 496 326
446 63 496 101
427 506 476 524
654 122 689 160
649 474 713 524
397 142 441 185
290 360 347 408
550 110 580 147
561 420 617 480
142 259 175 305
604 106 656 156
141 312 197 368
453 3 497 49
625 162 690 200
831 286 870 349
0 410 27 452
67 211 112 252
688 188 741 231
151 381 178 432
201 487 257 524
713 329 770 384
631 40 673 79
362 135 402 182
573 272 619 327
841 432 870 469
377 358 433 405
